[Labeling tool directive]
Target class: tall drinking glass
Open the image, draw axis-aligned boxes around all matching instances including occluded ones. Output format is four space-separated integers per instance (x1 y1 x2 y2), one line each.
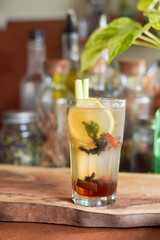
67 98 126 206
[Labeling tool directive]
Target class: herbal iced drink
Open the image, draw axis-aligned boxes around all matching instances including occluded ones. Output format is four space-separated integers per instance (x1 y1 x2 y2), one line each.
67 98 126 206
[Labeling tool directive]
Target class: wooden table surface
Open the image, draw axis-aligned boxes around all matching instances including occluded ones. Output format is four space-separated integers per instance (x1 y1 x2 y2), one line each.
0 222 160 240
0 165 160 239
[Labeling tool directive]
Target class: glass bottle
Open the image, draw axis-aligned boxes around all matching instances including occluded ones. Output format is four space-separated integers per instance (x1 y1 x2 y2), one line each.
153 108 160 173
145 60 160 115
118 59 151 172
37 59 70 167
105 63 121 97
20 29 46 111
130 118 154 173
83 58 107 97
40 59 70 110
98 11 109 63
1 111 39 166
62 9 80 95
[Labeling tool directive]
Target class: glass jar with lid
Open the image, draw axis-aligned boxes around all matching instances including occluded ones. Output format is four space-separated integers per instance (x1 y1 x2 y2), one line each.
1 111 39 165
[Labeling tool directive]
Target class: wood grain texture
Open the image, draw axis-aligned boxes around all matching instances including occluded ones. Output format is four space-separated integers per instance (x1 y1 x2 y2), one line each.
0 222 160 240
0 165 160 228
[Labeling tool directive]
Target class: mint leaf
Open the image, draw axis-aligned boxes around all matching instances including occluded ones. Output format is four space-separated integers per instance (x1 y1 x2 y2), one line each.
137 0 155 11
81 17 143 71
82 120 99 142
80 121 109 155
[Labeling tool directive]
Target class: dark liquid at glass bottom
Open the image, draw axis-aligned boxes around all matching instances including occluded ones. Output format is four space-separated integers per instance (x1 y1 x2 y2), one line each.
73 177 117 197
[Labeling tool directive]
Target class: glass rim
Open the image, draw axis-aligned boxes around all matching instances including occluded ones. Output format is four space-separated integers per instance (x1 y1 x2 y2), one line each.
67 97 126 100
67 97 126 108
67 97 126 104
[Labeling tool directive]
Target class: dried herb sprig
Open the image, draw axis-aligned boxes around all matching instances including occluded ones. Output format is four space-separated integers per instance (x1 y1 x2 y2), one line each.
79 120 108 155
38 107 69 167
79 120 120 155
85 172 95 182
79 139 107 155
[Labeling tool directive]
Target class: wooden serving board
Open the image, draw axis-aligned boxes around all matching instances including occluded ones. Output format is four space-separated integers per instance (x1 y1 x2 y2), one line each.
0 165 160 228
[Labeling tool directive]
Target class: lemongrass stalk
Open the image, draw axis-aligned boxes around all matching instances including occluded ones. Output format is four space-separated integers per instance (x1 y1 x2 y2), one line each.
82 78 89 99
74 79 83 99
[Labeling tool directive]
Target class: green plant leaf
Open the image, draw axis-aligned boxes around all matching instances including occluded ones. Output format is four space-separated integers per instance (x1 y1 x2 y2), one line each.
81 17 143 72
82 120 99 142
80 0 160 71
81 26 116 72
144 10 160 29
107 19 143 63
137 0 155 11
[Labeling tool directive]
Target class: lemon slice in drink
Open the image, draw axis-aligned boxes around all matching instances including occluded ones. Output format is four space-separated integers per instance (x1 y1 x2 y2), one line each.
68 98 114 144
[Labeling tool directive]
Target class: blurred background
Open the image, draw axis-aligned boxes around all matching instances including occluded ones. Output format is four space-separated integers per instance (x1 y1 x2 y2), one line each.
0 0 160 172
0 0 159 124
